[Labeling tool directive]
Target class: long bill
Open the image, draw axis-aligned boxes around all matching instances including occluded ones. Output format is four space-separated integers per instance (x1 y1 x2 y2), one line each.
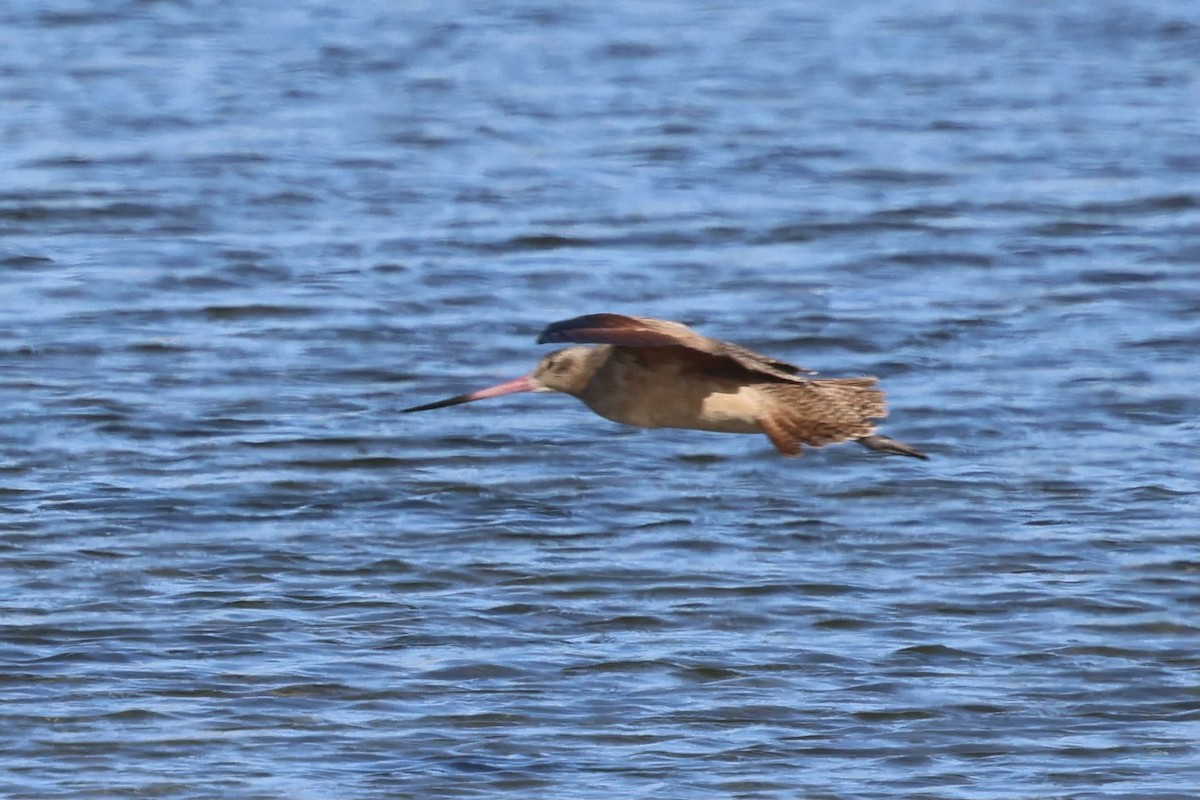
402 375 538 413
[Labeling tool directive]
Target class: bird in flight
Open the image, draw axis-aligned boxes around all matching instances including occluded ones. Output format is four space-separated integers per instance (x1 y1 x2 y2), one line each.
404 313 928 459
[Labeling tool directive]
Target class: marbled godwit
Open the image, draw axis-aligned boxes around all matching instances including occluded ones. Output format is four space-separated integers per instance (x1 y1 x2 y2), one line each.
404 313 928 459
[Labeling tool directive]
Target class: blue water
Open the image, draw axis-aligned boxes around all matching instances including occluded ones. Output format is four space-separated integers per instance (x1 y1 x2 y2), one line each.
1 1 1197 797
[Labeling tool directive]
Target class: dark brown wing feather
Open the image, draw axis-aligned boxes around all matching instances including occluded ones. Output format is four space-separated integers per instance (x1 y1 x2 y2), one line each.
536 313 814 382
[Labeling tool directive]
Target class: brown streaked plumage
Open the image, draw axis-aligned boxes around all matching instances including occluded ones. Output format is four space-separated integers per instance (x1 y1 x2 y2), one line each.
404 313 928 459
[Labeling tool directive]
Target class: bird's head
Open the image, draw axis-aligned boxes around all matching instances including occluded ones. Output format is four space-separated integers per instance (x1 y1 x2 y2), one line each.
402 346 594 413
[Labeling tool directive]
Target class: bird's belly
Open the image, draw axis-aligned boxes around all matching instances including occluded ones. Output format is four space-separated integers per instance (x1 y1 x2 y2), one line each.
579 372 764 434
690 390 765 433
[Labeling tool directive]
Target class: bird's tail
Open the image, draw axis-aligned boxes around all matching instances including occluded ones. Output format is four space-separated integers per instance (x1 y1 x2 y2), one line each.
856 434 929 460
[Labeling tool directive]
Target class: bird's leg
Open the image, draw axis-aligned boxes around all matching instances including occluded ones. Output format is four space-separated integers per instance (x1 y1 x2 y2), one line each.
856 434 928 460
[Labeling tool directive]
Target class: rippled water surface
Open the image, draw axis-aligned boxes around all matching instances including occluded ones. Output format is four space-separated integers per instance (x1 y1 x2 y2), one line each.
2 1 1197 797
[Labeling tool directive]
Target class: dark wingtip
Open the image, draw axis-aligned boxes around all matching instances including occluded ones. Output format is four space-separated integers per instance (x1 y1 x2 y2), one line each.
536 313 689 348
536 313 623 344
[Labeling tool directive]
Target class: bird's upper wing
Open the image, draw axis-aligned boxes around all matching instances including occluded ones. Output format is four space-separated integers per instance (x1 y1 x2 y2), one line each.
536 313 814 382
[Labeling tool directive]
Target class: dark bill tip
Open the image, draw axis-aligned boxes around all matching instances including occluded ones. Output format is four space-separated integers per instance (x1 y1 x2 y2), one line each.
402 375 537 413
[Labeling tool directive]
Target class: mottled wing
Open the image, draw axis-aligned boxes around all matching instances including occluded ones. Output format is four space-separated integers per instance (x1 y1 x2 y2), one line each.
758 378 885 457
537 313 814 381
